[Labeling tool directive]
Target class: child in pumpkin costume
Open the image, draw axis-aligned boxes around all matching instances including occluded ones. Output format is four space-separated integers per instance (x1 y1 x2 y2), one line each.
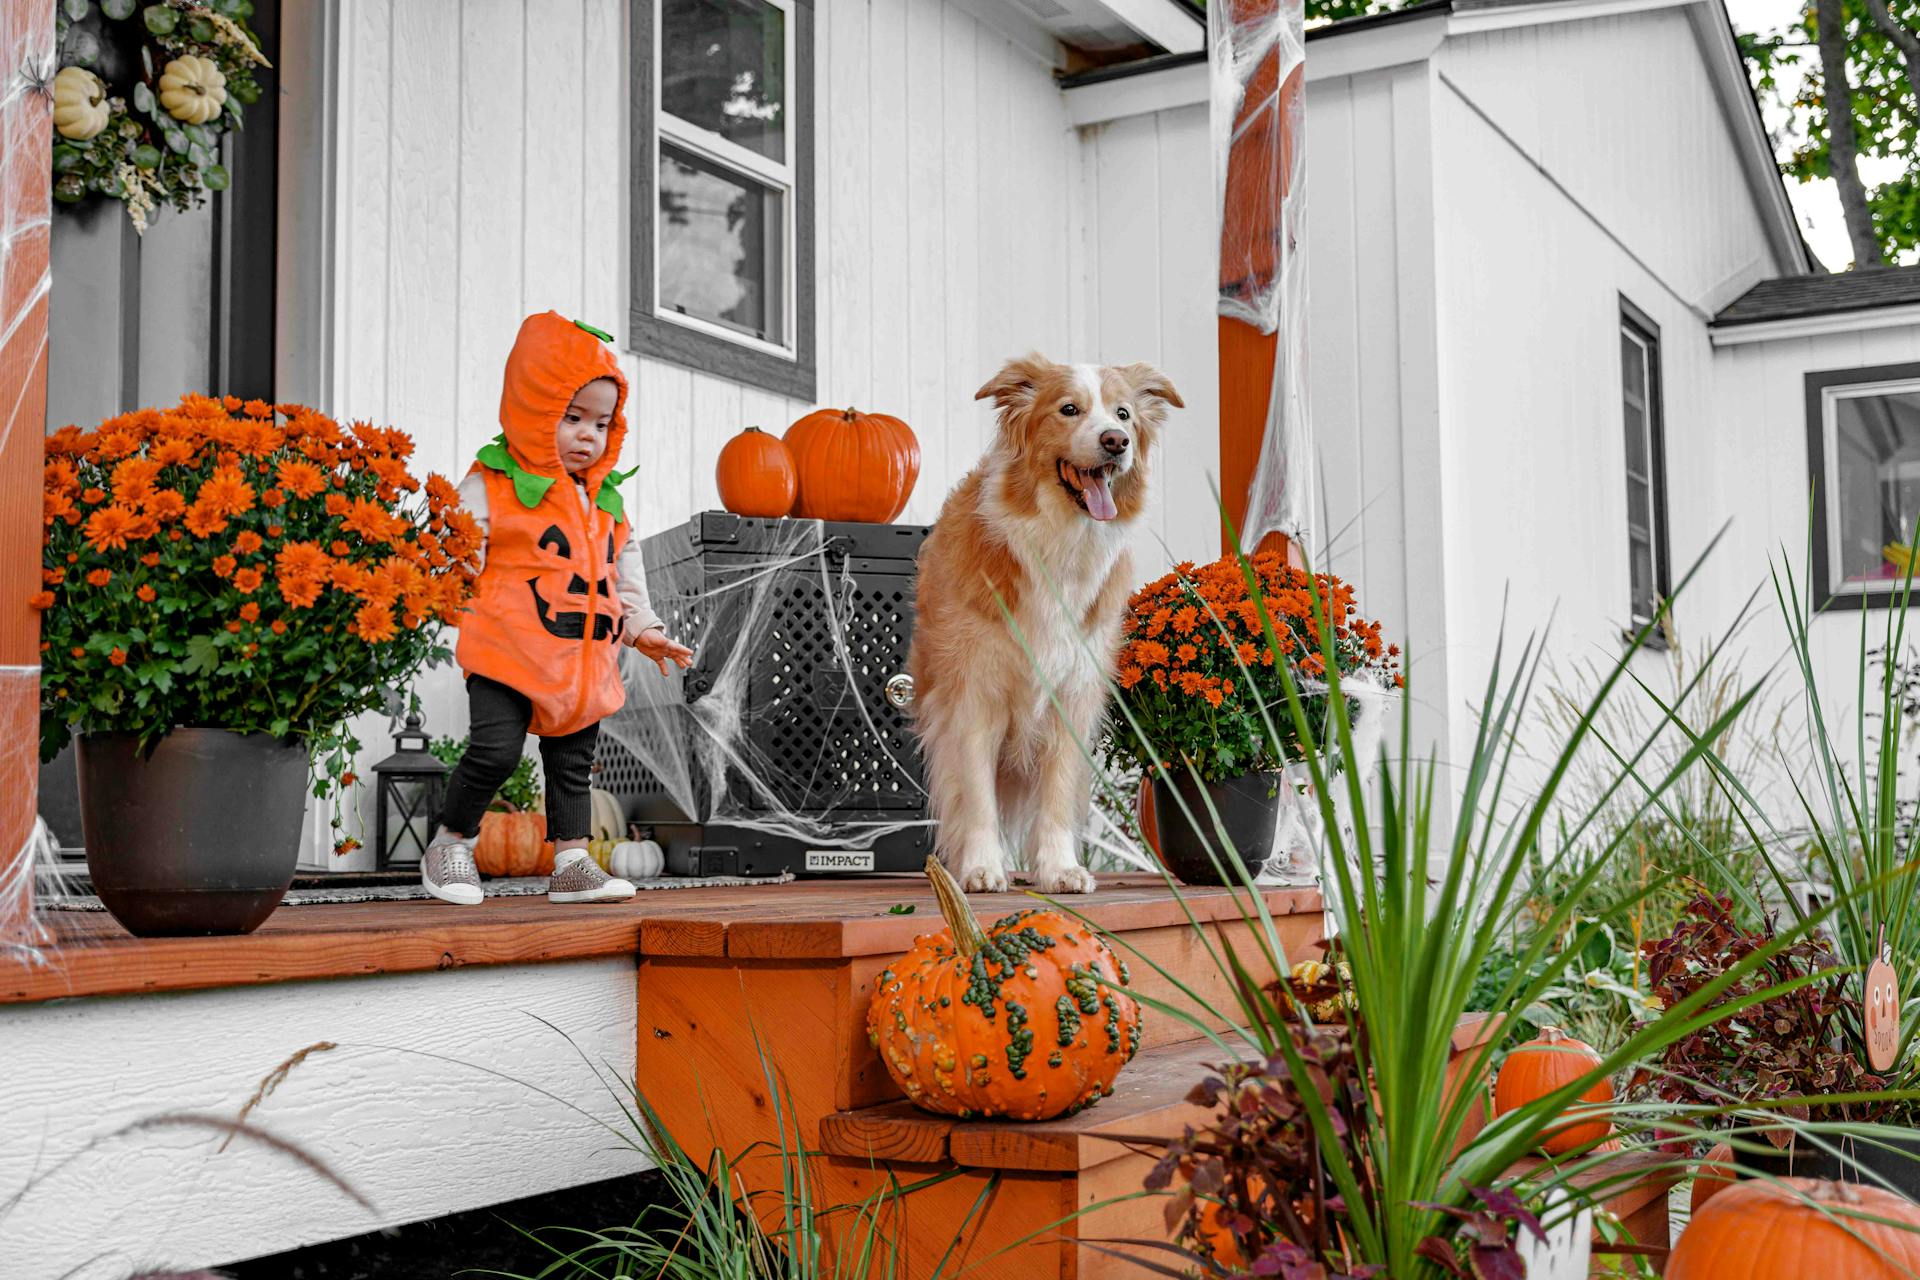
423 312 693 906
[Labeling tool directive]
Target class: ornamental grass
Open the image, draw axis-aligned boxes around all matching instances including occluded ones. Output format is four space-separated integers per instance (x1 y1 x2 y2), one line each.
36 395 477 827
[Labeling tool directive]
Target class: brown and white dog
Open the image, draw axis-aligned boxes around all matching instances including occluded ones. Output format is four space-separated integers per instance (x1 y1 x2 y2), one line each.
908 354 1183 894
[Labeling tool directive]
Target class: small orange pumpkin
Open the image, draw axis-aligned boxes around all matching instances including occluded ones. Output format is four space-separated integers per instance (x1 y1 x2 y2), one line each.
716 426 797 518
1669 1178 1920 1279
867 857 1142 1121
1690 1141 1736 1214
1491 1025 1611 1155
1195 1174 1269 1268
784 407 920 522
474 808 554 877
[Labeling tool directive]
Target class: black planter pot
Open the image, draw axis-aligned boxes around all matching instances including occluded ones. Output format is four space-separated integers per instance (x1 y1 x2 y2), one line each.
1739 1128 1920 1201
78 729 308 937
1150 770 1281 886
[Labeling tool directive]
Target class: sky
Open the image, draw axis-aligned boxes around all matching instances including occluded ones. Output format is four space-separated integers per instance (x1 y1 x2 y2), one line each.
1728 0 1916 268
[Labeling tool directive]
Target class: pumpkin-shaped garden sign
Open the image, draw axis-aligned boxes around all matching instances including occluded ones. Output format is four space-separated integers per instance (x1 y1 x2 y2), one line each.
1865 927 1901 1073
868 858 1142 1121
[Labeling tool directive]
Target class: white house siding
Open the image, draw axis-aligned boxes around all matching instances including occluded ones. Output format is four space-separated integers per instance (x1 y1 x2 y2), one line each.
0 958 638 1275
1438 7 1785 311
1706 326 1920 743
1074 102 1223 574
1305 63 1449 757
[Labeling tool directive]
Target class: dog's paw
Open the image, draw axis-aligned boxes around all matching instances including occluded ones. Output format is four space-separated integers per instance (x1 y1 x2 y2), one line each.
956 861 1011 894
1032 863 1098 895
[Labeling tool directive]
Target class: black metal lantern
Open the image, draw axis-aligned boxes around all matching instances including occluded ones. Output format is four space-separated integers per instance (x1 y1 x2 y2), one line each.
372 711 449 870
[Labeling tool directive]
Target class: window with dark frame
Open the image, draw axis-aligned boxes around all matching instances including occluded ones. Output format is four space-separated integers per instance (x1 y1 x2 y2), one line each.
1619 299 1671 639
1805 362 1920 610
631 0 815 401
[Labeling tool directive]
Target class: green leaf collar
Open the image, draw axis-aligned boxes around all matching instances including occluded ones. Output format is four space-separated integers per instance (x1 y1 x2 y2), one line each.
477 434 636 522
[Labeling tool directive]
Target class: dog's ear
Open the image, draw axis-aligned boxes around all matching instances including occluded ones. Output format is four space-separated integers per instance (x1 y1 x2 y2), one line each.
975 353 1054 411
1115 362 1184 411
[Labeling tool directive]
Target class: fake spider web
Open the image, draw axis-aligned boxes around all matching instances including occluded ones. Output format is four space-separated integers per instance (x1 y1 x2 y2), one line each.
595 517 937 853
1 7 58 969
1212 0 1312 555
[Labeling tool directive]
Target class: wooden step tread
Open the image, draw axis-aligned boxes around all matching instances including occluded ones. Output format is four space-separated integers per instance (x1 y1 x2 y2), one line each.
821 1037 1237 1173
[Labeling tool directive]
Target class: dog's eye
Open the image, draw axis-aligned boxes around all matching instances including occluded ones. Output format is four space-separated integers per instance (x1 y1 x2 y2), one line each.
1060 403 1079 417
1117 407 1131 422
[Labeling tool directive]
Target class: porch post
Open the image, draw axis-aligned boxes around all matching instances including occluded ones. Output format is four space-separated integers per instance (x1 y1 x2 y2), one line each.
1 5 54 948
1212 0 1309 561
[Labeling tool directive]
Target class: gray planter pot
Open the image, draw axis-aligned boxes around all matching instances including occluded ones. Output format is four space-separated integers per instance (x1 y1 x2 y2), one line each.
78 729 308 937
1741 1128 1920 1201
1150 770 1280 885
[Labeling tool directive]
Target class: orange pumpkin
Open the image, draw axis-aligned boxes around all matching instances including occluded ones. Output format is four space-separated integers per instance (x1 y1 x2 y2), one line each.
1491 1025 1611 1155
716 426 797 518
474 808 554 877
1669 1178 1920 1279
784 407 919 522
1690 1141 1736 1214
867 857 1142 1121
1195 1175 1268 1268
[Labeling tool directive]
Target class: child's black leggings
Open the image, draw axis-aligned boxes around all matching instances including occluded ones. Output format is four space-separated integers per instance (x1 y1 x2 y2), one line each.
436 674 600 842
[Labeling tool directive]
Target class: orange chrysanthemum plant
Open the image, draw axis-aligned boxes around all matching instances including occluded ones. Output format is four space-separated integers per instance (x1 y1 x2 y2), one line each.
36 396 479 829
1104 549 1401 783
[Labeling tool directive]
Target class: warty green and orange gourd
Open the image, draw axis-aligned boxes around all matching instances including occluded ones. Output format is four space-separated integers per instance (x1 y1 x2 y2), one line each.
867 857 1142 1121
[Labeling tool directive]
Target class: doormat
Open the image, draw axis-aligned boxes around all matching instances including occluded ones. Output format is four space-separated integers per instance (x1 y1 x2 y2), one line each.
41 870 795 910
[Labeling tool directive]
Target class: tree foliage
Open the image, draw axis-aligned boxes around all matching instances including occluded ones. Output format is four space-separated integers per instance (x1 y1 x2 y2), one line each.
1741 0 1918 265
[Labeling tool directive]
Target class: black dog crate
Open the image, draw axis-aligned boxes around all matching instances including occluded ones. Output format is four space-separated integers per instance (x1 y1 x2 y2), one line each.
593 512 934 877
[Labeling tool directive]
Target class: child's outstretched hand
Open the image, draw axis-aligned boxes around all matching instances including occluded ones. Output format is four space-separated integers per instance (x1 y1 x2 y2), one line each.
629 626 695 677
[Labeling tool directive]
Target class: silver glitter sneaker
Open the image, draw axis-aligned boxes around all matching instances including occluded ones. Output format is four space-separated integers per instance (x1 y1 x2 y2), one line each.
548 850 636 903
422 832 483 906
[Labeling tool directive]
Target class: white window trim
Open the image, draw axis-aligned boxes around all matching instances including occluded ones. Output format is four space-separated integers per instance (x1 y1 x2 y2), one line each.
1819 375 1920 601
649 0 797 360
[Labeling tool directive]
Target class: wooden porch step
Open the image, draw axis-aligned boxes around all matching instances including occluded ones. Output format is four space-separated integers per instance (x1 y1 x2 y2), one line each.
820 1037 1224 1173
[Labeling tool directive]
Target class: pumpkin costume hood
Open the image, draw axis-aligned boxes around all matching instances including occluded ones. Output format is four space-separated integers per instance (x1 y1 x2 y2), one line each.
456 313 636 737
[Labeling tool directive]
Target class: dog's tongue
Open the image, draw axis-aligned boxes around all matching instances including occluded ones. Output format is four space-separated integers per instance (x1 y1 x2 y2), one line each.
1082 469 1118 521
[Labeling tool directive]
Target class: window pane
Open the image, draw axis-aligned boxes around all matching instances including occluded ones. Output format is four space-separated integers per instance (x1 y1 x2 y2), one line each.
1631 537 1655 619
1832 386 1920 587
1621 331 1645 402
658 143 785 344
1624 402 1648 477
661 0 785 162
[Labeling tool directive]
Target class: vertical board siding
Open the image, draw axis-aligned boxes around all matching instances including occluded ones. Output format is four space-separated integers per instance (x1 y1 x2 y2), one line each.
325 0 1223 804
1078 104 1222 577
1440 9 1779 312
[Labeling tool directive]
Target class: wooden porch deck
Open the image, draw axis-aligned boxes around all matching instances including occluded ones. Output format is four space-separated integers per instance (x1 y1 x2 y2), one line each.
2 875 1324 1004
4 876 1328 1277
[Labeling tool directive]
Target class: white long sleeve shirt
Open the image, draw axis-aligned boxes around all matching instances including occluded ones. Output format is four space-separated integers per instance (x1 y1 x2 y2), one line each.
456 471 665 640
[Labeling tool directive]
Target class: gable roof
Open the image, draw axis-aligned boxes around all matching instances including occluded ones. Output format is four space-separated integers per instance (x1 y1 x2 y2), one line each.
1060 0 1811 277
1713 265 1920 326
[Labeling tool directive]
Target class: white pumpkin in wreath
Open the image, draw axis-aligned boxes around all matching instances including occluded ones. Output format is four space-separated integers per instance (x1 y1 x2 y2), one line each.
158 55 227 125
52 66 110 141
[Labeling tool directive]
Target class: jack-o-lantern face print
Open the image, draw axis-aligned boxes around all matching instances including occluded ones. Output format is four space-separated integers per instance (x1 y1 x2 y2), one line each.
1866 952 1902 1072
526 525 623 643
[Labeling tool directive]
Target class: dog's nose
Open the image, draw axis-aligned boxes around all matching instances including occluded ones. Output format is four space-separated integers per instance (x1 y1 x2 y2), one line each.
1099 430 1129 456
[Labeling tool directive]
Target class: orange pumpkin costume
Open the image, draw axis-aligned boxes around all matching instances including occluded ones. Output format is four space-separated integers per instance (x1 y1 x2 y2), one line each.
455 312 636 737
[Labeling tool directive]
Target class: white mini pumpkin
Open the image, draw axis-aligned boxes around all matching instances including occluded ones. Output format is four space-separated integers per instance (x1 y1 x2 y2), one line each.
607 839 664 880
52 66 110 141
588 787 625 844
158 55 227 125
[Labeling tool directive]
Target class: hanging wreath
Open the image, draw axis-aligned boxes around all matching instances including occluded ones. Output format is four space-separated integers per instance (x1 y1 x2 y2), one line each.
50 0 269 235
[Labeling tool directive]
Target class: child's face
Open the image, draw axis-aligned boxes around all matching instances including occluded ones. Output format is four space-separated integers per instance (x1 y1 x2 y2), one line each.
557 378 619 475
